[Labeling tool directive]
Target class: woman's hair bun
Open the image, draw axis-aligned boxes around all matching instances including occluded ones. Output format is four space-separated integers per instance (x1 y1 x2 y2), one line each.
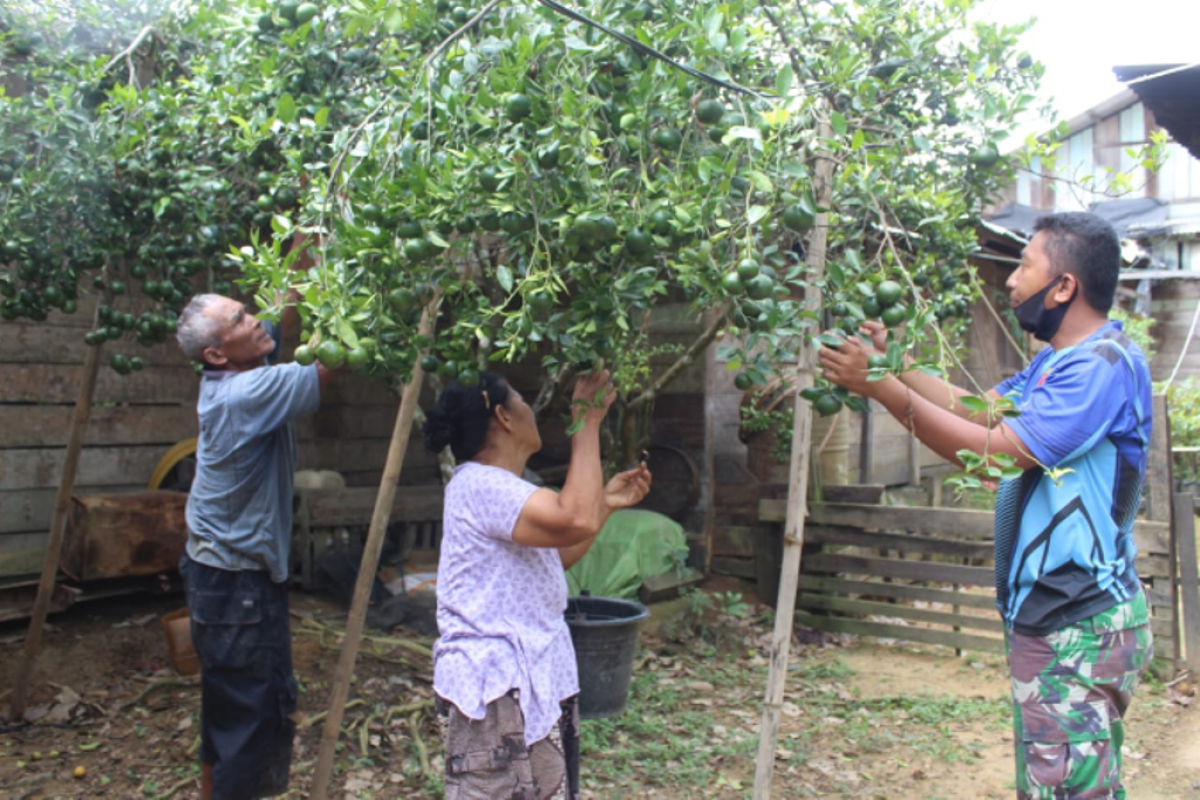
422 406 455 453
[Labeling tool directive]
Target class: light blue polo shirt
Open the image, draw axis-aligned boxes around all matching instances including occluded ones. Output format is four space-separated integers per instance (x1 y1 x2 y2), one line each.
992 321 1151 635
185 361 321 583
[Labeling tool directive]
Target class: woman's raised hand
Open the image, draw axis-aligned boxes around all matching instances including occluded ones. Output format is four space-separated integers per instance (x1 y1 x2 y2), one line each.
604 463 653 509
572 364 617 425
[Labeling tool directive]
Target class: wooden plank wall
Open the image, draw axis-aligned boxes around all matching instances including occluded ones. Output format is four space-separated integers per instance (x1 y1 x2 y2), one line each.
759 501 1180 659
0 301 437 581
1148 278 1200 381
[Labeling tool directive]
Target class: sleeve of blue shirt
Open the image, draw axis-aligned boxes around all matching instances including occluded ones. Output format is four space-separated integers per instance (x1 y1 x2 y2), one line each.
1002 351 1127 468
231 362 321 437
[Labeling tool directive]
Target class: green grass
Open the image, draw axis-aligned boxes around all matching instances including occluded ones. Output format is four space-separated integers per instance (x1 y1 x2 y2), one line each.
580 645 1011 796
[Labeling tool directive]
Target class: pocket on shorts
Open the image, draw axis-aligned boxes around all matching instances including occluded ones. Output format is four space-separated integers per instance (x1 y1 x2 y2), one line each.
190 588 264 671
1019 696 1112 745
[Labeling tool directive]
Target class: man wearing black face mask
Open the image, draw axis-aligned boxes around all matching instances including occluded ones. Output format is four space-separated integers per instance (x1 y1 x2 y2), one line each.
819 211 1153 799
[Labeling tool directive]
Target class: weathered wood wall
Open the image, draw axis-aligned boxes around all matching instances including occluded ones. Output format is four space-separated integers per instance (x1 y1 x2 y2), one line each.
1147 278 1200 381
0 299 438 581
759 501 1185 661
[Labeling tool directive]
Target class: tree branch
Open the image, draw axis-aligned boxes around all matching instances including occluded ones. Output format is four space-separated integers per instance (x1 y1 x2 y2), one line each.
627 310 727 410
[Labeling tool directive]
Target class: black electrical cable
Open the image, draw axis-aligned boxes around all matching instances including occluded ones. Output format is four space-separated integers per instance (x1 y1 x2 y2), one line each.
535 0 777 99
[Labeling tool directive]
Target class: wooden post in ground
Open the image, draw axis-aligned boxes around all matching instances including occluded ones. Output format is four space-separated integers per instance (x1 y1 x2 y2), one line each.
9 332 104 720
1173 492 1200 674
310 297 439 799
753 120 833 800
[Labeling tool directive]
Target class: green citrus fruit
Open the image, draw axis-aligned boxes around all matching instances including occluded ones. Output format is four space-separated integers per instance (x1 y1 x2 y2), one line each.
648 208 673 236
624 227 653 256
294 344 316 366
782 203 815 235
881 304 908 328
875 280 903 308
861 296 881 318
478 166 501 193
316 340 346 369
867 354 889 370
529 291 553 313
813 393 843 417
403 238 435 262
293 2 319 26
969 145 1000 168
721 272 745 296
734 372 754 391
457 367 480 386
360 203 383 224
130 356 146 371
745 274 774 301
420 354 440 373
110 354 131 375
504 93 532 122
346 347 371 370
537 144 560 170
736 259 760 282
695 99 726 125
652 126 683 150
396 219 424 239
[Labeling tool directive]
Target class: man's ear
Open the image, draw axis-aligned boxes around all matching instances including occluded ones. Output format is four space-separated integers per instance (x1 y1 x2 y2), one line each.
1054 273 1078 305
202 346 227 367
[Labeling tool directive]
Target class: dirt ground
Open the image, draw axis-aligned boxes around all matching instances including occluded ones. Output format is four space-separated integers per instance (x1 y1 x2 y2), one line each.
1 584 1197 799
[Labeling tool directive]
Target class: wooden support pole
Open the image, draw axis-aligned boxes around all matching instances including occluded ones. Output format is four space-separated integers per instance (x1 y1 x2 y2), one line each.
753 119 833 800
9 333 104 720
907 430 921 488
1146 394 1171 522
1174 492 1200 674
310 297 439 798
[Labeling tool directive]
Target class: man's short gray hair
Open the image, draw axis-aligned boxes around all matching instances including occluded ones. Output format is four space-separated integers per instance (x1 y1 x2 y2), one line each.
176 294 225 363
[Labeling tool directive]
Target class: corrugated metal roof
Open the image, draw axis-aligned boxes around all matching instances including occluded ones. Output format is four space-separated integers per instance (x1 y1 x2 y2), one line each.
1114 64 1200 161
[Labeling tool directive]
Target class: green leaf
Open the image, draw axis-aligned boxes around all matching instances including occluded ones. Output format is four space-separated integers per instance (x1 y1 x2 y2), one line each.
277 94 296 124
314 107 330 129
497 264 513 293
825 260 844 285
336 318 359 349
959 395 989 414
830 112 847 136
776 65 795 98
747 205 768 225
1001 467 1025 480
817 332 845 348
724 125 762 141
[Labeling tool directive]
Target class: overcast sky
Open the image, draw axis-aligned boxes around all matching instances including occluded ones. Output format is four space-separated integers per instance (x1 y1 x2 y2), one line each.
973 0 1200 141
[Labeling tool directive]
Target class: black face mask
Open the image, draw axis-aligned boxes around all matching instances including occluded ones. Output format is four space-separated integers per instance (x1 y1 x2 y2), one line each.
1014 276 1075 342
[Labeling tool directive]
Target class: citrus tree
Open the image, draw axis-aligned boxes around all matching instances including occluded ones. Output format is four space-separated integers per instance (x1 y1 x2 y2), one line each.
1 0 1043 465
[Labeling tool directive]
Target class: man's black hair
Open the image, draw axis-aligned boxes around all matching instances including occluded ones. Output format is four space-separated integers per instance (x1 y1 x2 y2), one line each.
1032 212 1121 313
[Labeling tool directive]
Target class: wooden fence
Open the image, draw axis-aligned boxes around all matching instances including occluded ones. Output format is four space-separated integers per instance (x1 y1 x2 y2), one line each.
758 499 1199 668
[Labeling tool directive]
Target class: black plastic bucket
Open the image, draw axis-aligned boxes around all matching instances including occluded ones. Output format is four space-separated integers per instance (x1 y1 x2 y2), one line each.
565 595 649 719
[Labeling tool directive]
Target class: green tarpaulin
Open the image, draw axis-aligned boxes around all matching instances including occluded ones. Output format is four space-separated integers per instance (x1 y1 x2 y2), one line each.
565 509 688 599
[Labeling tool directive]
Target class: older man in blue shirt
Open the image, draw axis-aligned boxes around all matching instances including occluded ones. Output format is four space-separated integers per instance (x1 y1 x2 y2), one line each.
176 290 334 800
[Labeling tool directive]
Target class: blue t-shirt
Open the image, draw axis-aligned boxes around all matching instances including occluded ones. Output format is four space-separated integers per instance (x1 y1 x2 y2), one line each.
992 321 1151 636
185 360 321 582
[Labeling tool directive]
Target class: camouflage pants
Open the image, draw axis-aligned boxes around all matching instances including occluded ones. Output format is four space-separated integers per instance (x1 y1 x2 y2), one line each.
436 691 580 800
1006 591 1153 799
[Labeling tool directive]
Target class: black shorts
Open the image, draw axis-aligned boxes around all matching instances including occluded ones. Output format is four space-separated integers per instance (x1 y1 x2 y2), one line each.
181 555 296 799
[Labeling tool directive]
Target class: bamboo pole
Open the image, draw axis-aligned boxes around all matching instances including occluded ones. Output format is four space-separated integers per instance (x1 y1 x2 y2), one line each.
310 294 440 798
753 119 834 799
9 328 105 720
